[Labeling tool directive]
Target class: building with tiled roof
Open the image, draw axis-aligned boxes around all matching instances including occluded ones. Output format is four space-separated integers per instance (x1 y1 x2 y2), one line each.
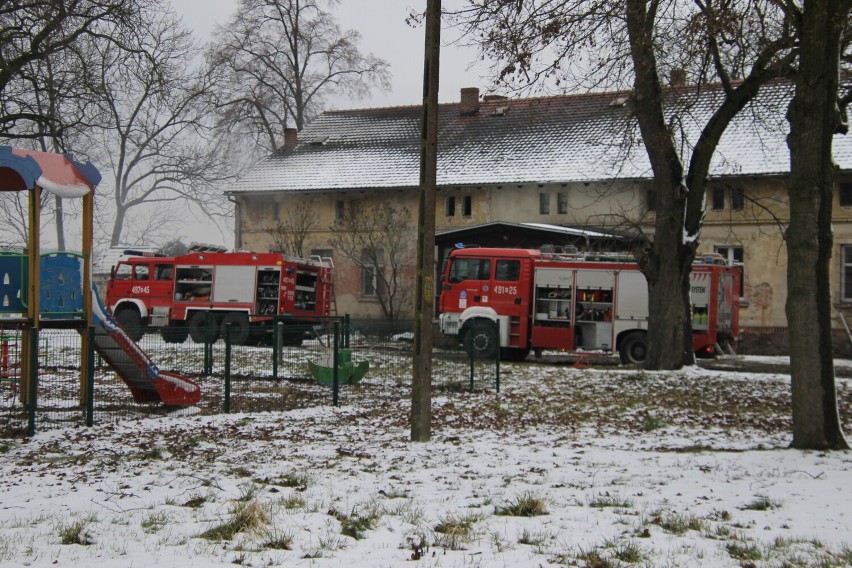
227 83 852 353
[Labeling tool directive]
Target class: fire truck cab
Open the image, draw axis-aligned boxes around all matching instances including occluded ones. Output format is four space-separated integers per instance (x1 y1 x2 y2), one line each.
106 250 334 345
438 247 740 363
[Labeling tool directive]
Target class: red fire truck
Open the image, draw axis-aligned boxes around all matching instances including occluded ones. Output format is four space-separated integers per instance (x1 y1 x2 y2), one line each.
105 250 334 345
438 247 740 363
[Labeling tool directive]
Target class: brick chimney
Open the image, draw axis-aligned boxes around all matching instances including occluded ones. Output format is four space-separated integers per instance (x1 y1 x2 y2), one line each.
460 87 480 116
284 128 298 149
669 68 686 86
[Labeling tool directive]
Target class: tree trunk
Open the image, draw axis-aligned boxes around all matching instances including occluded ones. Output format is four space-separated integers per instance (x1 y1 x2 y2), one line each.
110 205 127 248
53 194 66 251
625 0 696 370
785 0 850 450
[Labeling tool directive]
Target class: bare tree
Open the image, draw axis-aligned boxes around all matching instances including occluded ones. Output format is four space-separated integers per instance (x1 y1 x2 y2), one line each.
0 193 31 249
455 0 795 369
0 0 141 140
205 0 391 159
330 203 414 323
784 0 851 450
1 1 143 248
270 200 319 258
76 6 233 248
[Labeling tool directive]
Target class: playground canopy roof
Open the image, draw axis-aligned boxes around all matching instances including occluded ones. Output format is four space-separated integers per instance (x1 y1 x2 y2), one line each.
0 146 101 197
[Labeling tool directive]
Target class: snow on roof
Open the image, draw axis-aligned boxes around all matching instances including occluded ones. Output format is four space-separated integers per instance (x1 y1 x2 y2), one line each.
0 146 101 196
228 80 847 195
92 246 159 275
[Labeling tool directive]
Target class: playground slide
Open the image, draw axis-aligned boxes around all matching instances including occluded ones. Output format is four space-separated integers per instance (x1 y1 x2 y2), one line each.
91 286 201 406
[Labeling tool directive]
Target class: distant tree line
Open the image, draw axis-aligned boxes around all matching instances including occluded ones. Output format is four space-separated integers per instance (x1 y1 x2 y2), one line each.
0 0 389 250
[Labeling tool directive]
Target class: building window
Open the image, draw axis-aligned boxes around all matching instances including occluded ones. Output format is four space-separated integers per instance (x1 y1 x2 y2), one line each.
557 191 568 214
361 248 384 297
445 196 455 217
843 245 852 301
731 187 745 211
539 193 550 215
273 202 280 221
714 245 745 296
462 195 472 217
840 183 852 207
335 200 346 222
646 189 656 212
712 186 725 210
310 249 333 261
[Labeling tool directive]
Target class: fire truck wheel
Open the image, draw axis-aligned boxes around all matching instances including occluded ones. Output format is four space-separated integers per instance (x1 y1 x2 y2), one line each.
161 325 189 344
221 313 251 345
188 312 219 343
115 308 144 342
464 320 499 360
619 331 648 364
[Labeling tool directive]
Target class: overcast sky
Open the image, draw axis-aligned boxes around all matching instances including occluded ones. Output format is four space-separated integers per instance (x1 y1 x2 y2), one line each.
171 0 493 109
163 1 494 247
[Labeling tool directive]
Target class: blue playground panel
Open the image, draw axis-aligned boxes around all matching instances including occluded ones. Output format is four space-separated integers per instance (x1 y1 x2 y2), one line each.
0 253 25 313
0 252 84 318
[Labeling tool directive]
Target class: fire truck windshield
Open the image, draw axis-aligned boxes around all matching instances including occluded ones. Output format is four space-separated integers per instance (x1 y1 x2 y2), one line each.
448 258 491 283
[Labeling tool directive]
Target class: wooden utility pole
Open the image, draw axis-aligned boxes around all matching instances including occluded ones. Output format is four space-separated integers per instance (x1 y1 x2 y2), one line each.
411 0 441 442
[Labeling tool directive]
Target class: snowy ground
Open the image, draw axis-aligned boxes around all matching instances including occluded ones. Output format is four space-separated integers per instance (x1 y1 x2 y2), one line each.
1 358 851 567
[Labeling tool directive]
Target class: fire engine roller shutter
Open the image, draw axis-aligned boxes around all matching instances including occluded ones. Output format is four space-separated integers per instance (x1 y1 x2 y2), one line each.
212 266 256 303
615 271 647 319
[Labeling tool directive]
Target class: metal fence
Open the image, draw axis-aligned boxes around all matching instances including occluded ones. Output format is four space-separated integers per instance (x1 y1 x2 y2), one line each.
0 317 499 437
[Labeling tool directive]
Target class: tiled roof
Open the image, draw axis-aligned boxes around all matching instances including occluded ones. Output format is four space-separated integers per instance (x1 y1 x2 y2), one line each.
227 81 852 194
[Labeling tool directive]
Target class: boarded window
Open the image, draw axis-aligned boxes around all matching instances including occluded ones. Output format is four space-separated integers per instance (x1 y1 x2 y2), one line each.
539 193 550 215
557 191 568 214
731 187 745 211
840 183 852 207
445 196 456 217
463 195 472 217
712 186 725 210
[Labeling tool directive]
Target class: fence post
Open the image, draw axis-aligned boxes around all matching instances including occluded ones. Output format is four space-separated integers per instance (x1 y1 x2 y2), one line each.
344 314 350 348
495 332 500 393
332 320 339 407
85 326 95 427
26 327 38 437
224 322 231 414
272 320 281 379
203 312 214 375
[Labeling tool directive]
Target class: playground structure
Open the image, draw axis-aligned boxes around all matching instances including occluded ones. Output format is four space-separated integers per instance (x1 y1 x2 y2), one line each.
0 146 200 412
